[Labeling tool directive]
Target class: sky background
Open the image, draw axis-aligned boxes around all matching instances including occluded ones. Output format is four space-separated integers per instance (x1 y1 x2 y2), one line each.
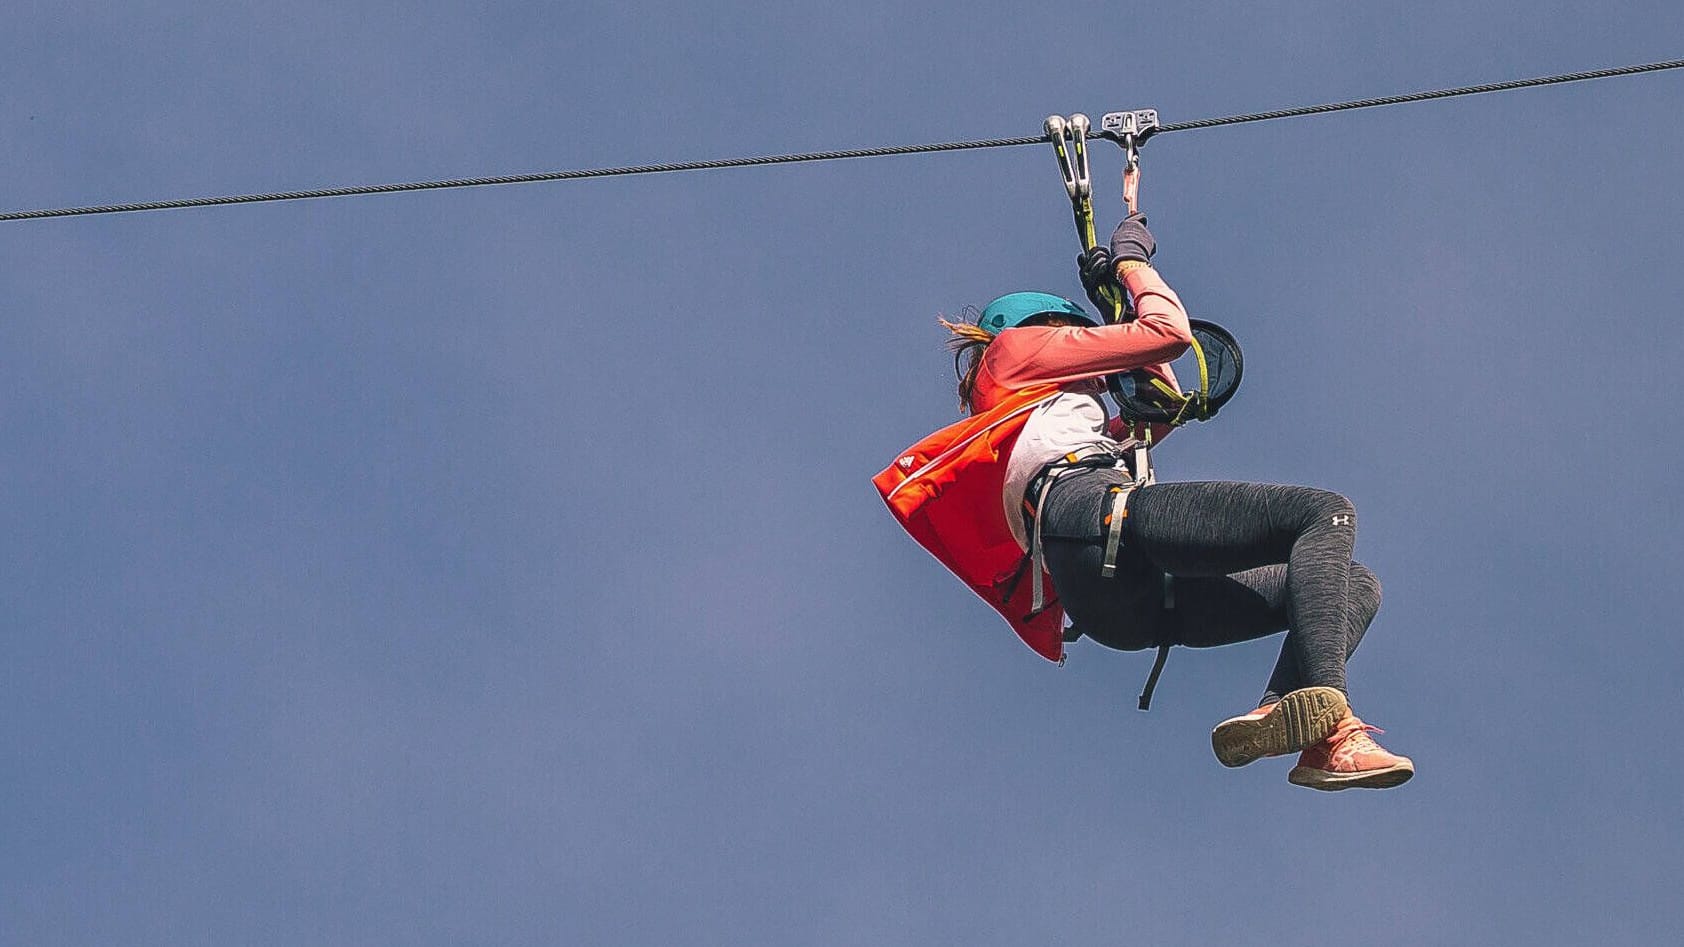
4 2 1683 944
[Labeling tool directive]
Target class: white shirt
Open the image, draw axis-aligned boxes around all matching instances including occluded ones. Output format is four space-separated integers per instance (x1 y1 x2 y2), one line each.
1001 387 1123 551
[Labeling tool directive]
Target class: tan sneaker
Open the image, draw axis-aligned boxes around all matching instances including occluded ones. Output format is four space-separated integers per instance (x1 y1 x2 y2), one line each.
1210 686 1349 768
1288 715 1414 791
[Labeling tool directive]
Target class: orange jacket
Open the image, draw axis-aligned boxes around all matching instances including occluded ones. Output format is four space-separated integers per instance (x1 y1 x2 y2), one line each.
873 383 1069 660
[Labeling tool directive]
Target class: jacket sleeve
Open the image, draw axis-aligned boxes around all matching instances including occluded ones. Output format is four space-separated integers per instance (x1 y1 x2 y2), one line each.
981 266 1193 389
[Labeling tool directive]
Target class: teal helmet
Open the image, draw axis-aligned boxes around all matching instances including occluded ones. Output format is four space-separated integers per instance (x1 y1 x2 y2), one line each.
977 291 1094 335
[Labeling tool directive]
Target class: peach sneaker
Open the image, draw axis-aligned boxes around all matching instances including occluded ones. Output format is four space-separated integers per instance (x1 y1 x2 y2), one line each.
1210 686 1349 768
1288 714 1414 791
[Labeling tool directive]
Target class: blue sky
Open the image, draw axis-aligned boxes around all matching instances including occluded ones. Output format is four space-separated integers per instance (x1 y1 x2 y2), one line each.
4 3 1683 944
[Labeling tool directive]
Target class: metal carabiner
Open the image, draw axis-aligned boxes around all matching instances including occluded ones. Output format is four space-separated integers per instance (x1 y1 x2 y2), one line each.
1044 114 1092 206
1067 113 1093 207
1045 113 1099 248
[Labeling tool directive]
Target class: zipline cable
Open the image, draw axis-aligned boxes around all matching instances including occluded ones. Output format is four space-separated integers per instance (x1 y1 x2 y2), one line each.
0 136 1048 223
1151 58 1684 134
3 58 1681 223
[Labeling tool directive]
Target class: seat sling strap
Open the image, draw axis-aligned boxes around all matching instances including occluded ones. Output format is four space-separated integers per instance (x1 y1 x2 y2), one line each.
1101 439 1153 578
1137 574 1175 711
1138 643 1172 711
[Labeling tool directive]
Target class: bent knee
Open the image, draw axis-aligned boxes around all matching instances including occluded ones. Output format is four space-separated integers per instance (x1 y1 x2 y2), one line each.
1294 487 1356 530
1350 562 1382 611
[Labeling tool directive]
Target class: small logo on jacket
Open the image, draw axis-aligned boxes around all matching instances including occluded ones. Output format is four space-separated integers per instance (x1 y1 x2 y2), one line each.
898 456 915 470
1331 514 1353 527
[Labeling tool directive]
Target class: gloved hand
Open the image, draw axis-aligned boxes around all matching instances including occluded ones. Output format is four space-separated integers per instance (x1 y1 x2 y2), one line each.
1109 213 1155 263
1077 246 1115 298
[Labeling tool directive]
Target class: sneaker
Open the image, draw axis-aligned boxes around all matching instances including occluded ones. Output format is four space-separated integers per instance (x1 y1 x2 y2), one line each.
1288 715 1414 791
1210 686 1349 768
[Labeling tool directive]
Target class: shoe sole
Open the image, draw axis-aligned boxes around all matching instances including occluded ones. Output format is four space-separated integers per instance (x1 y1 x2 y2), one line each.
1288 760 1415 791
1210 686 1349 768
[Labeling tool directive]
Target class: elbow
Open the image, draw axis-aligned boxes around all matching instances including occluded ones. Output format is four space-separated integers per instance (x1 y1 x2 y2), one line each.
1172 319 1195 349
1154 329 1192 363
1158 311 1199 348
1134 306 1193 355
1131 284 1194 349
1151 310 1192 360
1152 340 1191 366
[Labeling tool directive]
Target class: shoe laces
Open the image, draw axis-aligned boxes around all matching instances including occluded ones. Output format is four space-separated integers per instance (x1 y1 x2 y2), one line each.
1330 721 1384 753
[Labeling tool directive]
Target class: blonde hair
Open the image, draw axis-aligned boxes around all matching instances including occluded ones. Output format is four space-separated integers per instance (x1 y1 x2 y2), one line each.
940 316 994 413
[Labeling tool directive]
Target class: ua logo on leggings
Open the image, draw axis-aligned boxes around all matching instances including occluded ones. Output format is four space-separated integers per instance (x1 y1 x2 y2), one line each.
1332 514 1354 526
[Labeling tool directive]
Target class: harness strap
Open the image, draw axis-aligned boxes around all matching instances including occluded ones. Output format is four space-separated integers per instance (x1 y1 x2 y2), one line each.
1100 442 1150 578
1023 444 1134 616
1136 574 1176 710
1028 469 1061 614
1100 485 1133 578
1138 644 1171 711
1020 442 1176 711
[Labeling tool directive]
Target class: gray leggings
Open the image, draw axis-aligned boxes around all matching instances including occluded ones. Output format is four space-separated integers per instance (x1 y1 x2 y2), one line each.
1038 472 1380 703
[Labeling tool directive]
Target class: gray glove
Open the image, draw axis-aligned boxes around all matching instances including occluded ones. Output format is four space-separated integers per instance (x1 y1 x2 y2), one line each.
1109 213 1155 263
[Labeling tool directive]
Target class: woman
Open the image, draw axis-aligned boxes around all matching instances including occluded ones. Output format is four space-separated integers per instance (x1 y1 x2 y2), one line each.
877 214 1411 791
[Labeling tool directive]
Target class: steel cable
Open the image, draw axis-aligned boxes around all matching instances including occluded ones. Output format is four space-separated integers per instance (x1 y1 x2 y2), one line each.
3 58 1681 223
0 137 1046 222
1151 58 1684 135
